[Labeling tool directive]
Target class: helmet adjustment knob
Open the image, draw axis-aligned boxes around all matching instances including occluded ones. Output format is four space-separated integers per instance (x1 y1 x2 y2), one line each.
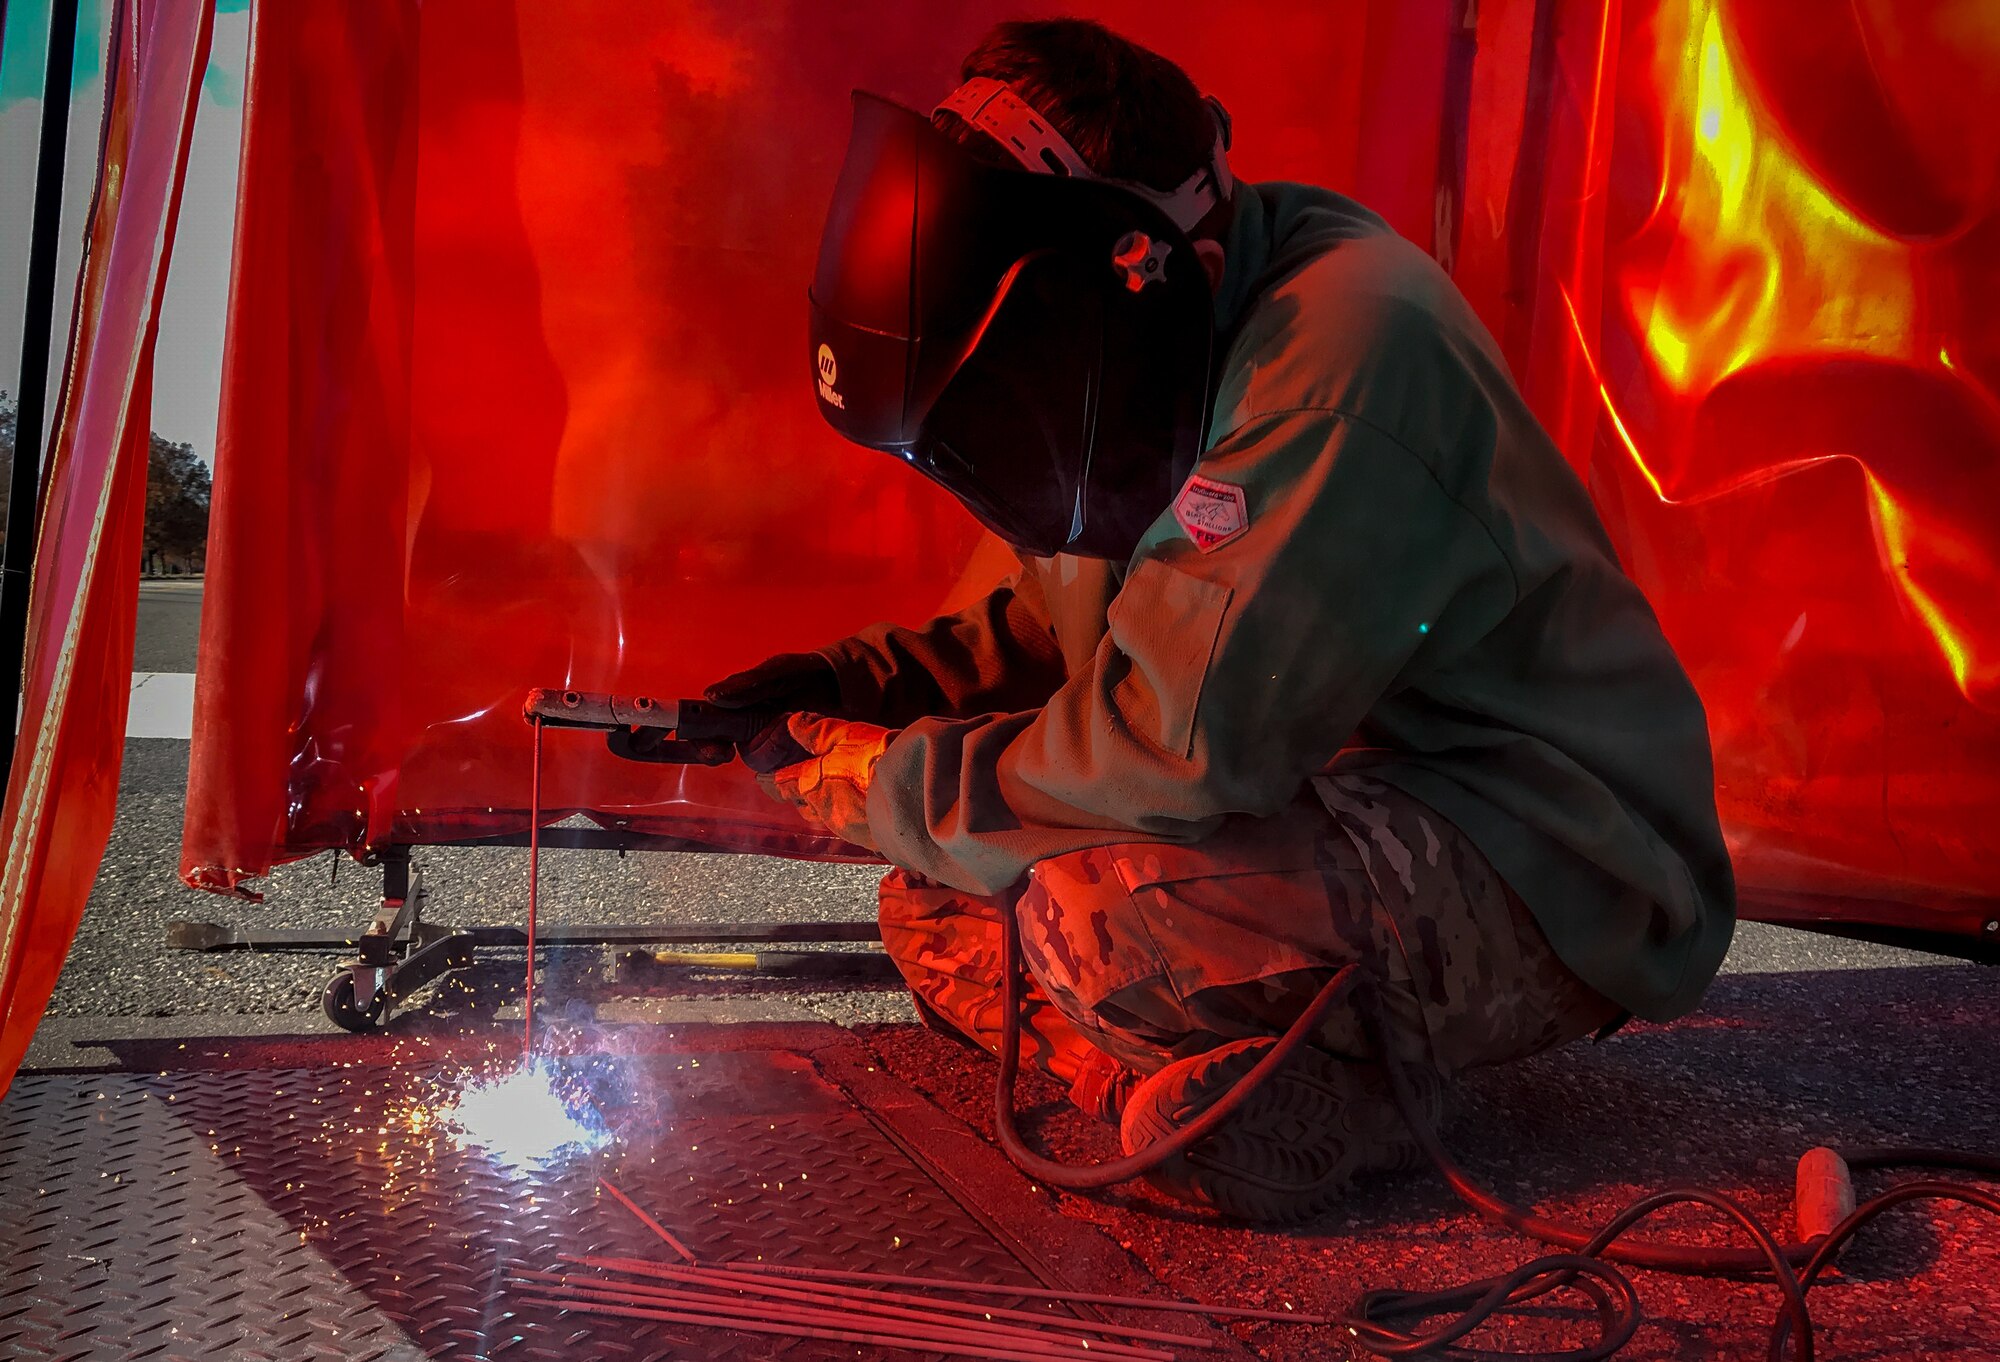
1111 231 1171 292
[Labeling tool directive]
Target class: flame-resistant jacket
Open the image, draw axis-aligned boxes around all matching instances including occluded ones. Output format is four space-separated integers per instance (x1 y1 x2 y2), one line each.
819 182 1737 1023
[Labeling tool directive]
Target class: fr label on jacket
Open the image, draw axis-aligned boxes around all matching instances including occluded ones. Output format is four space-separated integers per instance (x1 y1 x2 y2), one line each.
1173 475 1249 552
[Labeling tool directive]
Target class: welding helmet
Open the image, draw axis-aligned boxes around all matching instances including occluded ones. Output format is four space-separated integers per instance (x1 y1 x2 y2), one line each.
807 81 1230 560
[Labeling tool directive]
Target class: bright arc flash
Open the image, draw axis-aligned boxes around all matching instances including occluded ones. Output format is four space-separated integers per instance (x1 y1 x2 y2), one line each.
439 1060 610 1167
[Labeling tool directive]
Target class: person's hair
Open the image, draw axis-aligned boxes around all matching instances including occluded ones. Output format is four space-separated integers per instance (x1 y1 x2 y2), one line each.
938 19 1217 198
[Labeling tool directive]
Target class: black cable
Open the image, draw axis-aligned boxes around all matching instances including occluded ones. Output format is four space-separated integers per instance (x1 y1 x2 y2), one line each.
1843 1146 2000 1178
1344 1013 2000 1361
1350 1253 1642 1360
1354 1187 1810 1362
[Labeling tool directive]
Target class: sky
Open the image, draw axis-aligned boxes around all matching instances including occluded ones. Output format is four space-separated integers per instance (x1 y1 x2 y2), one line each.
0 0 250 469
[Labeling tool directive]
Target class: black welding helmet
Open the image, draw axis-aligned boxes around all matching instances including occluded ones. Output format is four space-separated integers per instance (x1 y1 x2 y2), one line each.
807 83 1228 560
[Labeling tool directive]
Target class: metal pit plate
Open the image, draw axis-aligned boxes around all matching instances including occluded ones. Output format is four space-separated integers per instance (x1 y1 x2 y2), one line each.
0 1044 1073 1361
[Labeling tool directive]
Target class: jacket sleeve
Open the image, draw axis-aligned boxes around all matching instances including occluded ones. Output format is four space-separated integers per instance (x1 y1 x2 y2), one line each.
864 408 1519 894
816 564 1069 729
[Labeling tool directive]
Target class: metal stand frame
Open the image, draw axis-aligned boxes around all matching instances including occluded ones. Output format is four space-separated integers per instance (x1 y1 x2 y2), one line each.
167 831 888 1032
314 849 479 1031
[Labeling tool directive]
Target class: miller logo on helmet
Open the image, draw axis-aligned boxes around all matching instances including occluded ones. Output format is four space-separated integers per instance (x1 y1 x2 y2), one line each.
816 343 844 408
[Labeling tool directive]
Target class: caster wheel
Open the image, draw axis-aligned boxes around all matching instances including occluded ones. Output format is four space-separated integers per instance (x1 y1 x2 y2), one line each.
322 970 386 1032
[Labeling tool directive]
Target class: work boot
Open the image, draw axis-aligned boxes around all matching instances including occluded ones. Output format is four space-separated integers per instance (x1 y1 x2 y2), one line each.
1065 1046 1141 1125
1117 1038 1445 1223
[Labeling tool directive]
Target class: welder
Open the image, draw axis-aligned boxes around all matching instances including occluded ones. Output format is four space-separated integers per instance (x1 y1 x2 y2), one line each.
708 19 1736 1222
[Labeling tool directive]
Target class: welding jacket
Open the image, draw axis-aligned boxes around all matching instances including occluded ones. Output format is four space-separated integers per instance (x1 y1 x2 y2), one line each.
818 182 1737 1023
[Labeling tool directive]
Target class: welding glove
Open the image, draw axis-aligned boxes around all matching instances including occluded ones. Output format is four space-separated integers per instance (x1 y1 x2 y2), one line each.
703 651 843 716
740 712 895 852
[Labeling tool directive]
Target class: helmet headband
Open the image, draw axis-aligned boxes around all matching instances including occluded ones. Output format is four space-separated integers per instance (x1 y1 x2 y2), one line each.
933 76 1234 235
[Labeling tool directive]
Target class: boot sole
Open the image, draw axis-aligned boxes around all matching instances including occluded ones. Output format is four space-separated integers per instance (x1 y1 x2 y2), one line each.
1119 1040 1438 1224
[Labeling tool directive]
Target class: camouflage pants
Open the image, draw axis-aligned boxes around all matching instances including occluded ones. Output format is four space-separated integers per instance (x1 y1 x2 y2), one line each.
878 774 1619 1111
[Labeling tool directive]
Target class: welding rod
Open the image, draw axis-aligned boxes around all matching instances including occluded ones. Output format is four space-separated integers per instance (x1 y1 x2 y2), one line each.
518 1279 1154 1361
710 1258 1332 1325
584 1181 1181 1355
554 1255 1212 1351
595 1178 697 1262
514 1288 1174 1362
517 1271 1176 1361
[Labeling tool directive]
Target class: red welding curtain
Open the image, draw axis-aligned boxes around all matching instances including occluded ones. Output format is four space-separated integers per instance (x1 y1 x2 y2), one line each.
1483 0 2000 933
0 0 214 1094
184 1 2000 935
182 0 1414 889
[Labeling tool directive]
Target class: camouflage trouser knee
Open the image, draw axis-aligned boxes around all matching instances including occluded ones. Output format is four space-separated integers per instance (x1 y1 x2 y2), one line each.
876 774 1620 1101
876 869 1116 1096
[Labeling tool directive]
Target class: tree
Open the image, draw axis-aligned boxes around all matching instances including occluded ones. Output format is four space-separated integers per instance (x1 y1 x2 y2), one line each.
143 434 212 574
0 395 211 573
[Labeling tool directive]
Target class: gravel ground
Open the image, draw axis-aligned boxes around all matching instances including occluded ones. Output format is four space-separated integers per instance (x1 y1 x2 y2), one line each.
856 956 2000 1361
52 737 916 1028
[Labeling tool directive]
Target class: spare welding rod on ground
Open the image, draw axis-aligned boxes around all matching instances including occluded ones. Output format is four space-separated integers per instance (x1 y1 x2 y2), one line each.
580 1176 1279 1352
710 1259 1333 1325
553 1255 1217 1351
519 1266 1185 1359
594 1173 1323 1326
513 1286 1168 1362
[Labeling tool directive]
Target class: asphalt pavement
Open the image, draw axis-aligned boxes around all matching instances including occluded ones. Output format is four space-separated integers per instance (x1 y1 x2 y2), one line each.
131 577 205 671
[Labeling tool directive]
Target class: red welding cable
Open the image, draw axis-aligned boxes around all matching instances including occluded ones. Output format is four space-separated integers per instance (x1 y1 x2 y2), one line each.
993 909 1363 1189
524 715 542 1058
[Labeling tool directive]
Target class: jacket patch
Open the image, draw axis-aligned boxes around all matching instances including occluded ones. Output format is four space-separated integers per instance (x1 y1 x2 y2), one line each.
1173 475 1249 552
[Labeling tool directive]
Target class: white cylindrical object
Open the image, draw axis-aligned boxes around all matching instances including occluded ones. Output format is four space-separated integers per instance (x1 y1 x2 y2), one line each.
1794 1145 1856 1243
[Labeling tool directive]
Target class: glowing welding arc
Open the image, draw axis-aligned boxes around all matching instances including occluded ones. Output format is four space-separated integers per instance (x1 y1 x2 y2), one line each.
437 1060 610 1167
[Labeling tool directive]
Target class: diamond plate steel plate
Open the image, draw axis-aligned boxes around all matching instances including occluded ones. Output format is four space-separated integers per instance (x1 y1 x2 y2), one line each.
0 1047 1069 1361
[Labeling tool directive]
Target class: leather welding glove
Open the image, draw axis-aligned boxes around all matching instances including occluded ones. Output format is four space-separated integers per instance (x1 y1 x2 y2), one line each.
739 712 895 852
703 651 843 715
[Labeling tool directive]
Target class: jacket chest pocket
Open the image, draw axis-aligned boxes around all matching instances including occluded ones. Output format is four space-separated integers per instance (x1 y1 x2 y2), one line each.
1106 558 1234 759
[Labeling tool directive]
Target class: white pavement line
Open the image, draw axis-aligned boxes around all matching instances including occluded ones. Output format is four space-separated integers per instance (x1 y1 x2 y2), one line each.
126 671 197 739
